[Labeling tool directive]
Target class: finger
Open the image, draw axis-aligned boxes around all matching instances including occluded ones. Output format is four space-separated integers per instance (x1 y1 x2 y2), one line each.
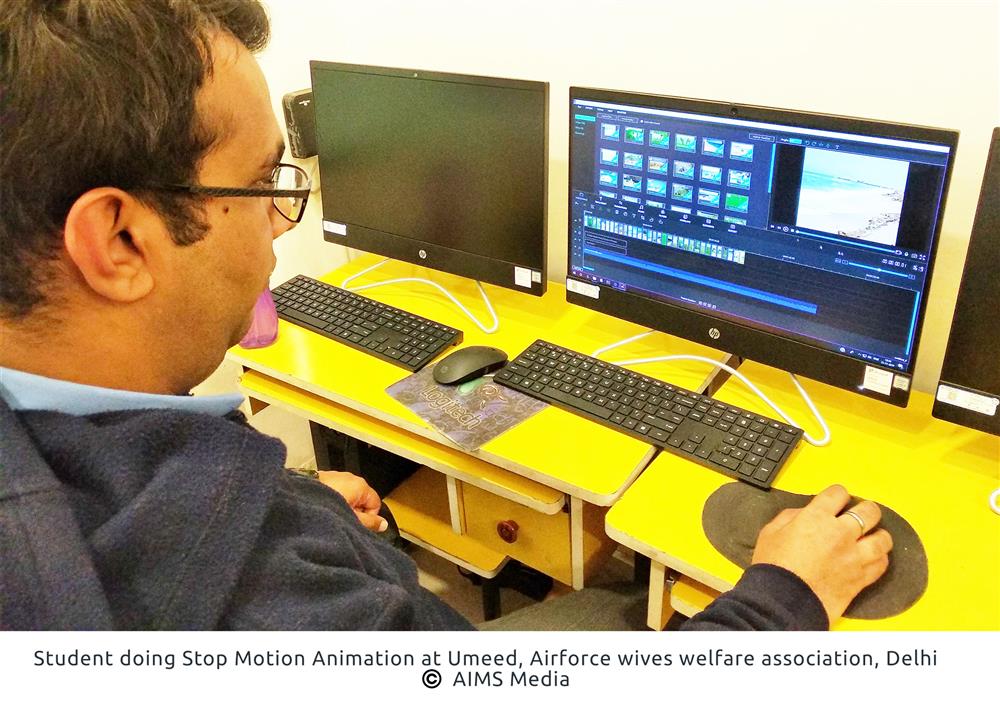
839 500 882 538
356 511 389 533
358 486 382 514
763 507 800 534
863 552 891 586
807 485 852 516
857 528 893 560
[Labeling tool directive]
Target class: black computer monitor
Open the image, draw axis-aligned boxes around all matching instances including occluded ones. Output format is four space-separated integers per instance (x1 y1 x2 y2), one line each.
933 128 1000 435
566 87 958 406
310 62 548 296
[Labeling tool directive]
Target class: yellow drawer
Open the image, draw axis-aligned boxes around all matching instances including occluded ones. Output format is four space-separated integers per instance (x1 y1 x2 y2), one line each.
461 483 573 586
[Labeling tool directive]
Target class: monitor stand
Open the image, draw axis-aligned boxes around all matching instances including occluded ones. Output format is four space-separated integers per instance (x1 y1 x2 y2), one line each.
340 258 500 334
592 329 829 447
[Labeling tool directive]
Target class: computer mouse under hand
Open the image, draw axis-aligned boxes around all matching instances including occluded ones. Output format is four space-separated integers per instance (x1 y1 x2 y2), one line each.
432 345 508 386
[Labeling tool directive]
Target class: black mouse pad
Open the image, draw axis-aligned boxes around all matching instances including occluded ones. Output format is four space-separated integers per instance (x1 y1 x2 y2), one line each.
702 483 928 620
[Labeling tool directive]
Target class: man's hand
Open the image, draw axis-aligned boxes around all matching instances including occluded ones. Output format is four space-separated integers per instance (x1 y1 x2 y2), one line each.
316 471 387 533
751 484 893 625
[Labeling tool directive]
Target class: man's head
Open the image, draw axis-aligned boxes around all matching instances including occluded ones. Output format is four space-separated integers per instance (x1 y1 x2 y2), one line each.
1 0 296 393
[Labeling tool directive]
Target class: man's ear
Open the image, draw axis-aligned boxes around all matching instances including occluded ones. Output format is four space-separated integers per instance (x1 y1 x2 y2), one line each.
62 188 161 303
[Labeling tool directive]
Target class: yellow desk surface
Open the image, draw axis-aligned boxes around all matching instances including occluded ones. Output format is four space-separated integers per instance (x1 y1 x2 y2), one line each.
229 255 728 505
606 360 1000 630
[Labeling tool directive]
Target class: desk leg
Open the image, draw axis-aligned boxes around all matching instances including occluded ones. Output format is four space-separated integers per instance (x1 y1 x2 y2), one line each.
446 476 466 535
482 578 502 622
570 497 585 590
646 561 673 631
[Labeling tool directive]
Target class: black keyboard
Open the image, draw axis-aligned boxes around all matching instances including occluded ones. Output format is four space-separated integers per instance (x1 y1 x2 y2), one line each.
494 340 803 489
271 275 462 371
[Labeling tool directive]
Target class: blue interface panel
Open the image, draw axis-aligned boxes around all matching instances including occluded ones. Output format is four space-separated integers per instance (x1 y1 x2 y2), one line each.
569 98 952 372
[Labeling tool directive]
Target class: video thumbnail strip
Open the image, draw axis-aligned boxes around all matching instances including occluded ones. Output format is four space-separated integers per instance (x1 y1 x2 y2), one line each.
584 214 746 264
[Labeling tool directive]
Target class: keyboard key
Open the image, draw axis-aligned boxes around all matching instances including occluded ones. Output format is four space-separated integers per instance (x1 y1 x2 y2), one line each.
541 386 612 420
709 452 740 471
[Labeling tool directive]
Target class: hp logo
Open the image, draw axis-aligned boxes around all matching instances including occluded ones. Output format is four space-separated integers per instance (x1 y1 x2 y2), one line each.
708 328 721 340
418 249 427 260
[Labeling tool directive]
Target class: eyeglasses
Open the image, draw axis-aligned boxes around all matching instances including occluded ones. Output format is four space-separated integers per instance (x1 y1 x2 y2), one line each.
152 163 311 223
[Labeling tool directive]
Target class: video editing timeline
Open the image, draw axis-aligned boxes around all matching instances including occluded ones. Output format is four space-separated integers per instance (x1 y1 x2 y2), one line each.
570 98 952 371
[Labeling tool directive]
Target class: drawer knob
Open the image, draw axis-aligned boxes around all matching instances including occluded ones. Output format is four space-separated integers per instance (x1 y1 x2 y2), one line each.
496 520 519 544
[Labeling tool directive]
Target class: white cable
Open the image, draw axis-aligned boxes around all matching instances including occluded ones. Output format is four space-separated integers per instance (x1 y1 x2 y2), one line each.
341 258 499 334
611 353 832 447
590 329 654 358
990 488 1000 516
341 257 391 289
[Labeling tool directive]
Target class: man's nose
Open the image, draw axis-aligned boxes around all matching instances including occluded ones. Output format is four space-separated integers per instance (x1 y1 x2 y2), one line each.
271 206 296 238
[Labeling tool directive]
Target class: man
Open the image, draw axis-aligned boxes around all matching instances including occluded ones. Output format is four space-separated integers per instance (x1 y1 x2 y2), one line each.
0 0 891 630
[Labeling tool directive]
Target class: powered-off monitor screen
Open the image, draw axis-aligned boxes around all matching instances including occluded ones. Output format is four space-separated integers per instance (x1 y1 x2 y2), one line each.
311 62 547 294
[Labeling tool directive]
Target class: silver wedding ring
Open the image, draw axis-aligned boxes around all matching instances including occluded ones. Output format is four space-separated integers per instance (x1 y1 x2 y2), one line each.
842 509 866 535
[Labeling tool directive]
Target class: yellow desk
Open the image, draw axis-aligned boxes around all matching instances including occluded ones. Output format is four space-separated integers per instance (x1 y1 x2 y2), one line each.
229 255 727 588
606 359 1000 630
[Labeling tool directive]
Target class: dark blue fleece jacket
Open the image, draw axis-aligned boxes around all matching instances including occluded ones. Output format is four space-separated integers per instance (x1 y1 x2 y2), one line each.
0 398 471 630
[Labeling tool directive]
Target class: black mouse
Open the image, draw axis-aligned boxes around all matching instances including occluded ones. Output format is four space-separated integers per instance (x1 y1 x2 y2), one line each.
432 345 508 385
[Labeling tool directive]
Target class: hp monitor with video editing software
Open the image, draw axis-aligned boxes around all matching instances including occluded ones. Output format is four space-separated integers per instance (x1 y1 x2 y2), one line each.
311 62 548 295
567 88 957 406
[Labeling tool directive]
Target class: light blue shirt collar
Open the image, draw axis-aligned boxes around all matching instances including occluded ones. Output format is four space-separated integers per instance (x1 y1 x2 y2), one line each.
0 366 245 417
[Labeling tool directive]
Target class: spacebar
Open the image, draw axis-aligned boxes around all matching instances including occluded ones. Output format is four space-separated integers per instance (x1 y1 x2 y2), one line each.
542 386 612 419
283 309 328 330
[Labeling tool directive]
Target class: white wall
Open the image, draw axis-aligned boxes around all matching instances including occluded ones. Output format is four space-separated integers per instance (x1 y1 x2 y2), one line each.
256 0 1000 393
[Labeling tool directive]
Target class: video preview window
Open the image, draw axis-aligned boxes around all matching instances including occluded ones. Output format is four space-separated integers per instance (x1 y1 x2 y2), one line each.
796 149 908 247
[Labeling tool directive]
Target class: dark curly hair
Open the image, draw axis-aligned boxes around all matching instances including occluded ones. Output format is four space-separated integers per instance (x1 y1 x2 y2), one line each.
0 0 271 318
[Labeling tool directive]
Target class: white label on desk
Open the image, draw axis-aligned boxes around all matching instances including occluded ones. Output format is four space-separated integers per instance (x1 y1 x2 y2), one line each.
893 374 910 391
936 384 999 416
862 366 893 396
566 278 600 299
514 266 532 288
323 220 347 236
